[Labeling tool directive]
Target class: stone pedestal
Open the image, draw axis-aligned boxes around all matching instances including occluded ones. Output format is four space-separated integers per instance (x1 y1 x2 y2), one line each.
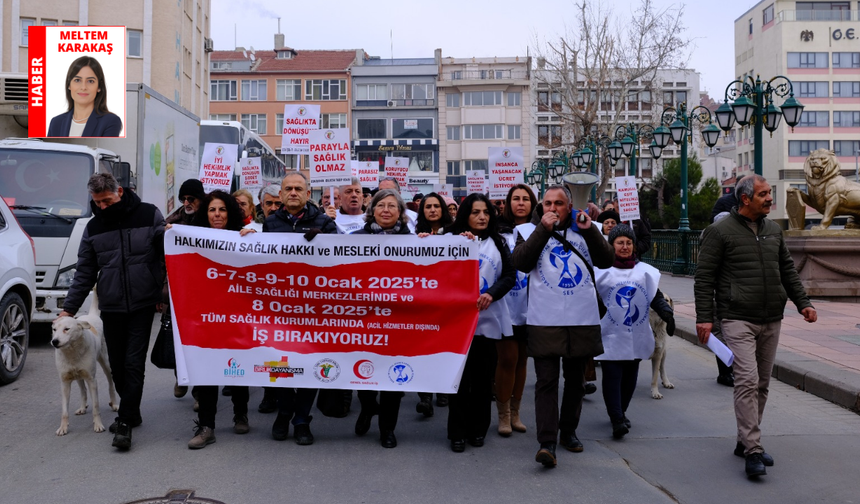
784 230 860 302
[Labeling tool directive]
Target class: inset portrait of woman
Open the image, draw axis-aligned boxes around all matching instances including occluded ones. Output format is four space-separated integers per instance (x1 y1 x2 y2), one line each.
47 56 122 138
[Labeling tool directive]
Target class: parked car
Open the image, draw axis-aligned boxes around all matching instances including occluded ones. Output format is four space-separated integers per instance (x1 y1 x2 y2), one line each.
0 196 36 384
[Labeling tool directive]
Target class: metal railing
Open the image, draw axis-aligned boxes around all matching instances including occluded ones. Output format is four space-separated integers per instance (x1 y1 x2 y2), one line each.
439 70 530 82
779 9 858 22
641 229 702 276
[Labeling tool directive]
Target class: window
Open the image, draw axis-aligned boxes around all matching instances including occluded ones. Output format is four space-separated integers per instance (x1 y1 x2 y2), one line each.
42 19 58 26
447 126 460 141
538 125 549 146
796 2 852 21
276 50 292 59
127 29 142 57
463 91 502 106
63 21 79 26
834 140 860 156
464 160 489 172
447 161 461 176
241 114 267 134
451 71 463 80
762 4 774 24
507 92 521 107
508 125 521 140
798 81 829 98
789 140 830 156
798 110 829 127
833 111 860 127
357 119 385 139
276 79 301 101
211 61 232 70
787 52 828 68
210 80 237 101
749 19 753 35
321 113 347 129
392 118 432 138
463 124 504 140
355 84 388 101
391 83 435 100
663 91 673 105
20 18 35 46
276 114 283 133
833 52 860 69
209 114 236 121
675 90 687 103
446 93 460 107
242 80 267 101
305 79 347 101
790 183 809 192
833 82 860 98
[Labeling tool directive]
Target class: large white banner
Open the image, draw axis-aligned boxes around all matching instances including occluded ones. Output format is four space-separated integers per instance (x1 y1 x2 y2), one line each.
488 147 524 200
198 143 238 193
165 226 480 392
383 157 409 187
616 175 641 221
281 104 320 154
309 129 352 186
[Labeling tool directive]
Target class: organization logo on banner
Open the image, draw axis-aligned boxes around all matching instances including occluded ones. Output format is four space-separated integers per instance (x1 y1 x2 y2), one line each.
325 130 335 140
313 358 341 383
298 107 307 116
351 359 378 385
388 362 414 385
254 356 305 382
224 358 245 378
606 282 649 328
503 149 511 158
216 146 224 155
538 243 590 294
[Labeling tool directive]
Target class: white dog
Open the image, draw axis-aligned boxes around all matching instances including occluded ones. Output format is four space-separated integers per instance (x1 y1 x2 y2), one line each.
649 293 675 399
51 292 118 435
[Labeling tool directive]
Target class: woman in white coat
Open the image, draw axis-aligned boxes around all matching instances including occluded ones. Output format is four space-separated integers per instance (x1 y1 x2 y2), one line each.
594 225 675 439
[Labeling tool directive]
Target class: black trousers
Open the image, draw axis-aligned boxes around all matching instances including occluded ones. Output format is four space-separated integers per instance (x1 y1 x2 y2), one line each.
599 360 640 424
447 335 497 440
533 356 588 444
357 390 403 432
277 388 318 425
196 386 249 429
100 308 155 424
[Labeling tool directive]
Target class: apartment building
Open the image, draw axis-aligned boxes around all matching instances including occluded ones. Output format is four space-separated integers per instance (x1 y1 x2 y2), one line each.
208 34 359 170
734 0 860 220
1 0 211 136
437 52 532 196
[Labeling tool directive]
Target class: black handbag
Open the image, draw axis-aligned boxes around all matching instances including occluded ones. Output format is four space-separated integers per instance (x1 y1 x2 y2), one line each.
552 230 608 318
150 310 176 369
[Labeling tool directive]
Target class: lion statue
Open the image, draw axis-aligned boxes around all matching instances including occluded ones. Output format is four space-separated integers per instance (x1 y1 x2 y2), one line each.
787 149 860 230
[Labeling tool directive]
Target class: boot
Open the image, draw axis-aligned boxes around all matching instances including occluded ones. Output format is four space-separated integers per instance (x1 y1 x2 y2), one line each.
509 397 527 433
496 399 512 436
716 356 734 387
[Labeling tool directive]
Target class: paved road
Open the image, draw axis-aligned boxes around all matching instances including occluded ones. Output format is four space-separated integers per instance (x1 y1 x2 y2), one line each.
3 318 859 504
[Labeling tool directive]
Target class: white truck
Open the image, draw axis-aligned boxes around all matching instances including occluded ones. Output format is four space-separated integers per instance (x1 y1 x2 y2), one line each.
0 83 200 323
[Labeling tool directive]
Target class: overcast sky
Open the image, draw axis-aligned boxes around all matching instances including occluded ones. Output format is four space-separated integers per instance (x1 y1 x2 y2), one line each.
211 0 762 98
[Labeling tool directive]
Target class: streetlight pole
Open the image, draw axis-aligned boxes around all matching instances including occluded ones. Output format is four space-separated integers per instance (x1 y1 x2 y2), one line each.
571 133 616 203
714 75 804 176
526 153 569 199
609 122 667 182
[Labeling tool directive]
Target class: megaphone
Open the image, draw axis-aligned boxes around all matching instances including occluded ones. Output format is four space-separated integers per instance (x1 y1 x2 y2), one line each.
562 172 599 211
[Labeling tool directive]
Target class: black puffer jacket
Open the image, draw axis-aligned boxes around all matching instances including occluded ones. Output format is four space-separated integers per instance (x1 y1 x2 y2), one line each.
64 189 165 314
694 207 812 324
263 203 337 234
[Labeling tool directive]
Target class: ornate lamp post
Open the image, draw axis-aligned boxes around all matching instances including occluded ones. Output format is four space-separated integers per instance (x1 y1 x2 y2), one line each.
715 75 804 176
526 153 569 198
571 133 617 202
608 123 668 178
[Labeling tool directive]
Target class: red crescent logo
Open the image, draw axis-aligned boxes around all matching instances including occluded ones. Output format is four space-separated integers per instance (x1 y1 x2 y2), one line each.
353 359 373 379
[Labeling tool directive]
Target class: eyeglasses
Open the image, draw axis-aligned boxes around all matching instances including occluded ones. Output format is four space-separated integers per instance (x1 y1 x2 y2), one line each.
180 196 197 203
264 201 283 207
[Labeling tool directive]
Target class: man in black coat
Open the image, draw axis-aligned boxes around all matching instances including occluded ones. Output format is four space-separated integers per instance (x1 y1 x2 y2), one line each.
264 172 337 445
59 173 165 450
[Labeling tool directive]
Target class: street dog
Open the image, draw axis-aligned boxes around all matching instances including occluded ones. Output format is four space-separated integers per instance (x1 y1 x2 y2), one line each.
649 292 675 399
51 293 117 435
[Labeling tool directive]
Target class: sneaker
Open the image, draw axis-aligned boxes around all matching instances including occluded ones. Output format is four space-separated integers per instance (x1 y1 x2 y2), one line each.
109 417 141 434
745 453 767 477
271 413 290 441
111 421 132 450
734 442 774 466
174 380 188 398
233 414 250 434
535 442 557 467
188 421 216 449
293 423 314 445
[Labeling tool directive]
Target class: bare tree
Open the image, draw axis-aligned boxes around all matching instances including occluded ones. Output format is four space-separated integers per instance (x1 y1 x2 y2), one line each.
531 0 692 198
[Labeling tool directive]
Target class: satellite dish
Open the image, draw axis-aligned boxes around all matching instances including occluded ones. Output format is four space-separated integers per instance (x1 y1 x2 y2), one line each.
249 46 255 53
242 50 247 58
250 53 256 62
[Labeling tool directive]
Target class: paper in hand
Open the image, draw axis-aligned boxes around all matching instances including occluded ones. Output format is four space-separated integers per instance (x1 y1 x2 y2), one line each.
706 333 734 367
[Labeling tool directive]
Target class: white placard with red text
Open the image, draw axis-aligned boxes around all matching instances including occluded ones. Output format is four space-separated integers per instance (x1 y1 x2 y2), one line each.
309 128 352 186
199 143 238 193
466 170 487 194
27 26 127 138
433 184 453 198
488 147 524 200
383 157 409 187
281 104 320 154
353 160 379 188
616 175 641 221
166 226 480 392
239 157 262 190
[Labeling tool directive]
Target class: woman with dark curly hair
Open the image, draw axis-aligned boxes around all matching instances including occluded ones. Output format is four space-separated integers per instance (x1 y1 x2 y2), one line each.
48 56 122 137
415 192 453 236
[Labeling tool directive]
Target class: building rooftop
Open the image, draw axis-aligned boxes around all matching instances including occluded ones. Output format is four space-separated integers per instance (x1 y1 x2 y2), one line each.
210 49 359 72
363 58 436 66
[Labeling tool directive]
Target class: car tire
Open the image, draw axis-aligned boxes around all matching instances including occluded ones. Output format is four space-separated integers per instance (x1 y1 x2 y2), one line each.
0 292 29 385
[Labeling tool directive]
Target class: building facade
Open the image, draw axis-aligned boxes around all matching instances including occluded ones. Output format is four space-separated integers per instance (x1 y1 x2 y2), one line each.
734 0 860 221
437 52 532 196
0 0 211 136
209 35 358 171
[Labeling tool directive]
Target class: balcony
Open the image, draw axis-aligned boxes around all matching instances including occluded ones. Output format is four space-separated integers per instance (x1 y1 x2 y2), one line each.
355 99 436 108
779 9 858 21
438 69 530 86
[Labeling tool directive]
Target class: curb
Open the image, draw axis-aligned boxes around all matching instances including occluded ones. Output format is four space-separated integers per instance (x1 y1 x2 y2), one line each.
673 318 860 414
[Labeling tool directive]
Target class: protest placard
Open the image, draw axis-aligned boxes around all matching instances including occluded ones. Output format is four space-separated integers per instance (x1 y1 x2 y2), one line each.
433 184 453 198
466 170 487 195
281 104 320 154
198 143 238 193
383 157 409 187
239 157 262 191
309 129 352 186
488 147 524 200
352 160 379 188
166 226 479 392
616 175 641 221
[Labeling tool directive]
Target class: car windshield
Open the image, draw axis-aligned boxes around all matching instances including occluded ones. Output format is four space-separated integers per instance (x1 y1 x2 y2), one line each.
0 149 94 217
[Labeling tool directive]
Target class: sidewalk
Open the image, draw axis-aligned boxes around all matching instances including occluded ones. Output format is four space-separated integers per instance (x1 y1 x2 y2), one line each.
657 274 860 413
